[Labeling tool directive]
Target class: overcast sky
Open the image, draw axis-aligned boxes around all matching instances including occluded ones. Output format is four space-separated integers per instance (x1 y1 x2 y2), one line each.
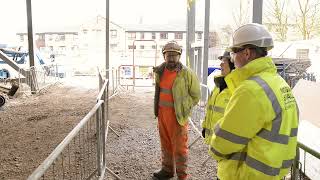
0 0 257 44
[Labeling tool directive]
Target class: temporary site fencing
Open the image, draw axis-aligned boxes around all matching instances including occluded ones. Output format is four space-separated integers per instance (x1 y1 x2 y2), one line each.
188 84 211 165
27 69 121 180
18 65 60 94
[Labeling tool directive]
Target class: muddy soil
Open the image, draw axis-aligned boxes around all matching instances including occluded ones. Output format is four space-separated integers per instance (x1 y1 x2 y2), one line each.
0 85 217 180
0 84 97 180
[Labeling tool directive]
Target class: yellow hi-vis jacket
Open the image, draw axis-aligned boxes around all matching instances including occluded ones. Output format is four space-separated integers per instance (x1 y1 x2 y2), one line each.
154 62 201 126
202 76 231 145
209 57 299 180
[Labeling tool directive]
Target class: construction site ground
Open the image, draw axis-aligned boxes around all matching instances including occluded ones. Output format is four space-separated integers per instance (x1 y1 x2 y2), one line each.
0 82 217 180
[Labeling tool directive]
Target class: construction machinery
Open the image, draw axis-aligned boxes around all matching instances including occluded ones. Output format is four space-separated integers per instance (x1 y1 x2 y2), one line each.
273 57 314 88
0 81 19 107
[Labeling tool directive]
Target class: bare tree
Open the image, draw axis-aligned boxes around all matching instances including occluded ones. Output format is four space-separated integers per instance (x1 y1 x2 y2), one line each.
265 0 289 41
232 0 250 28
209 31 220 48
220 25 233 46
295 0 320 40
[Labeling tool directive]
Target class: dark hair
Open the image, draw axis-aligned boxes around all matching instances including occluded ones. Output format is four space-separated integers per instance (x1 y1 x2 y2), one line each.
228 60 235 70
242 44 268 57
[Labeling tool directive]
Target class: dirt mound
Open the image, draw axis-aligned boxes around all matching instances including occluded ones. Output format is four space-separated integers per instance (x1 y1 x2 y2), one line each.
0 84 97 180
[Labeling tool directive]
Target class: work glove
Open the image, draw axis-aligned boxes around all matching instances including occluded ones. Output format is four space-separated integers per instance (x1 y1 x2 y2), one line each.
202 129 206 138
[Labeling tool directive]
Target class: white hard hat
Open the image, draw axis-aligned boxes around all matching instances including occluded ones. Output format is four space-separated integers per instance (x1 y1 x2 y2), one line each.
229 23 273 51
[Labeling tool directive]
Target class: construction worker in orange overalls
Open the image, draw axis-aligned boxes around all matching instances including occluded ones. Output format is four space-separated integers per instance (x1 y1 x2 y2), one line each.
153 41 200 180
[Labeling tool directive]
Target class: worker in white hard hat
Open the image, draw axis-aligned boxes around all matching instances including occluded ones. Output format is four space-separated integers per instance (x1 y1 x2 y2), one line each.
153 40 200 180
209 23 299 180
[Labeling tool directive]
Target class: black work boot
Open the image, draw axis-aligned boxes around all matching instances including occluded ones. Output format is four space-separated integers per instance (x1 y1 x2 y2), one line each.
153 169 174 179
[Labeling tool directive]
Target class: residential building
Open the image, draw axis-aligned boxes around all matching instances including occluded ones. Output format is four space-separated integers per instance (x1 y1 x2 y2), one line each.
16 27 79 58
122 24 204 66
15 15 126 70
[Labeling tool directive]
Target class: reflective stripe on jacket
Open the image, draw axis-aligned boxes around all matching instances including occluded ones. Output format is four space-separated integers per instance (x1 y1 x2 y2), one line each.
202 85 231 145
154 62 201 126
209 57 299 180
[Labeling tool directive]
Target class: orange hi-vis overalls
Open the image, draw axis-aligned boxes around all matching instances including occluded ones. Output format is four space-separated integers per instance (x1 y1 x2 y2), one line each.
158 68 188 180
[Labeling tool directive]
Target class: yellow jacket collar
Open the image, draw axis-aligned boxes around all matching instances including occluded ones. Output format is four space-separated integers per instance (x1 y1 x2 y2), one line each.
225 56 277 93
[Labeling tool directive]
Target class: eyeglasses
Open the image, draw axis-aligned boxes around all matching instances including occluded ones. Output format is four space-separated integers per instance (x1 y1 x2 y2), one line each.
230 47 246 62
231 47 245 53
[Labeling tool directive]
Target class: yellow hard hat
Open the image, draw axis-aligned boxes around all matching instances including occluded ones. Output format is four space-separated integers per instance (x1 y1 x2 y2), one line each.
162 41 182 55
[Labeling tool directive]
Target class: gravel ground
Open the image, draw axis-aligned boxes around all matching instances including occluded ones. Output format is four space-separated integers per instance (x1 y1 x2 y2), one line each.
0 84 97 180
0 84 218 180
104 88 218 180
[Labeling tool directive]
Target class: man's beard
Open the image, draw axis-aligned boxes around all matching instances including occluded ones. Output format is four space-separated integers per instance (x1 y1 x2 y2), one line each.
166 62 177 70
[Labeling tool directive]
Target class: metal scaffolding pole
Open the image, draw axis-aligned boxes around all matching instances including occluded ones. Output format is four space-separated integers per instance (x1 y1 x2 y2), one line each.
202 0 210 85
106 0 110 79
252 0 263 24
186 1 195 70
196 47 202 81
26 0 36 93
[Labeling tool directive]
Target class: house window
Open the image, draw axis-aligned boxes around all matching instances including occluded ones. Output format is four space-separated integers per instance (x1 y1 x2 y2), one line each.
56 35 65 41
110 44 117 48
83 29 88 34
48 35 53 41
20 35 24 42
160 32 168 39
128 32 136 40
296 49 309 59
128 45 136 49
175 33 183 39
140 45 145 49
38 34 45 40
152 45 156 49
197 32 202 40
111 30 117 38
140 33 145 39
152 32 156 39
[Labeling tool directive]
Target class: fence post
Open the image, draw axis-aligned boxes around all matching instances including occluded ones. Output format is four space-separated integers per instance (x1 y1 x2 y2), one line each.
101 81 107 167
99 73 103 91
96 106 102 176
112 69 115 94
115 69 118 90
292 147 300 179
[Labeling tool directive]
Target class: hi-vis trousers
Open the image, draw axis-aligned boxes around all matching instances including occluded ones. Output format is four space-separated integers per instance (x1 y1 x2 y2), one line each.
158 106 189 180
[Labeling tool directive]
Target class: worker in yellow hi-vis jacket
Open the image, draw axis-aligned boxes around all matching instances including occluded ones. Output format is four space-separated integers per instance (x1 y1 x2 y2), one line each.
153 41 200 180
202 51 234 145
209 23 299 180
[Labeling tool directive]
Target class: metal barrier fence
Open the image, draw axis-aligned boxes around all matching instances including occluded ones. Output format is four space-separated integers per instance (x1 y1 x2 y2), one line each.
117 65 154 89
28 73 121 180
291 140 320 179
27 100 106 180
188 84 210 149
110 68 119 95
18 66 60 94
